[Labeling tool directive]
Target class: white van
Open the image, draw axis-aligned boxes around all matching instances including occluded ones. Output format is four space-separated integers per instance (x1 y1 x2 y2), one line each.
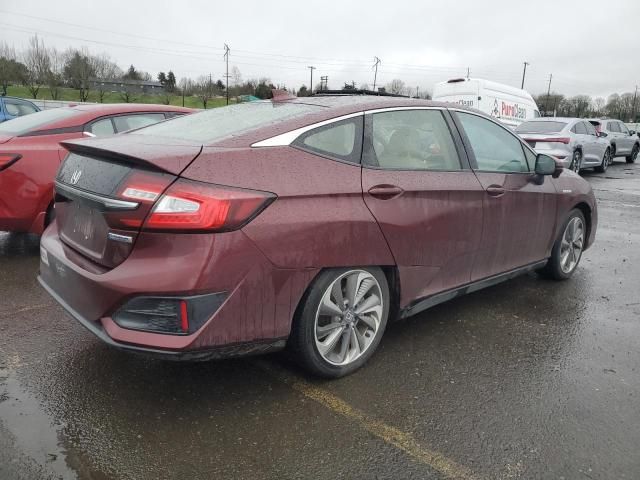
433 78 540 129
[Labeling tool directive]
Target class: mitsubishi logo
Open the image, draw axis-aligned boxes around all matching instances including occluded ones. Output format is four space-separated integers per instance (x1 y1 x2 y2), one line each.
70 169 82 185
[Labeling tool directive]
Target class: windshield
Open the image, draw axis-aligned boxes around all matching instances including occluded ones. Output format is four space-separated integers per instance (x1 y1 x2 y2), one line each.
0 107 81 136
515 121 567 134
131 101 323 144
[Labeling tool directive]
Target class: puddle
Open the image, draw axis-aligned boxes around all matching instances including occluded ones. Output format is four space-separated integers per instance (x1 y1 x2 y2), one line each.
0 368 77 480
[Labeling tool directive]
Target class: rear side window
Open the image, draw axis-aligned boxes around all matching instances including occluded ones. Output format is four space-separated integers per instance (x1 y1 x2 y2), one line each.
88 118 116 136
457 112 530 173
292 117 362 164
608 122 620 133
113 113 166 132
365 109 461 171
515 121 567 134
573 122 587 134
4 98 38 117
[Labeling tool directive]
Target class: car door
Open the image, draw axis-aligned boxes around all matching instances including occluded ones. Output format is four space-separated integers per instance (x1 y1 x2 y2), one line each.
451 110 557 279
583 121 605 165
361 108 485 305
617 122 633 153
607 121 624 154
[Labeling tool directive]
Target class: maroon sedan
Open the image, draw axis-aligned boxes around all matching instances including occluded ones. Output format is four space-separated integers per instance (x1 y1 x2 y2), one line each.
0 103 193 234
38 96 597 378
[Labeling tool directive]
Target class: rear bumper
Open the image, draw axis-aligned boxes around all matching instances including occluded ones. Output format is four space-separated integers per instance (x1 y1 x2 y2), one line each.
38 223 315 357
38 275 285 360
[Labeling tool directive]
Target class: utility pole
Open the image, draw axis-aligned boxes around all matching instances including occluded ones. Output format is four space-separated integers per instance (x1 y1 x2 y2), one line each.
372 56 381 91
521 61 529 89
416 86 419 98
632 85 638 122
546 73 553 116
466 67 470 79
223 43 230 105
320 76 328 91
307 66 316 94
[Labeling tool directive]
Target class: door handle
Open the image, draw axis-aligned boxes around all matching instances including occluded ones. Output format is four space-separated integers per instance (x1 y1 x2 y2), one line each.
486 185 505 197
368 184 404 200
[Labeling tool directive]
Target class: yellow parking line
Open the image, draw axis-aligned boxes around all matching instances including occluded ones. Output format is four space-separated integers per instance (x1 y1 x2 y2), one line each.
257 360 480 480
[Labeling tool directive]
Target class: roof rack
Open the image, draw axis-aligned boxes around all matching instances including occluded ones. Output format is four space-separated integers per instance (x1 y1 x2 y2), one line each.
312 89 410 98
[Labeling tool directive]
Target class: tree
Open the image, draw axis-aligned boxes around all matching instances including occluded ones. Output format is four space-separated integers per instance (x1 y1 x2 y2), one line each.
255 78 275 99
215 79 225 92
231 66 242 86
196 75 215 108
23 35 51 99
387 79 406 95
120 90 136 103
93 53 122 102
46 47 64 100
0 42 27 95
606 94 621 118
297 85 310 97
157 71 167 85
123 64 141 81
166 71 176 92
592 97 606 116
63 48 96 102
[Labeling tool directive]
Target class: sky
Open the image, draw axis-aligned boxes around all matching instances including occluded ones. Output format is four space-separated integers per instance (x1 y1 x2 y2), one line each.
1 0 639 98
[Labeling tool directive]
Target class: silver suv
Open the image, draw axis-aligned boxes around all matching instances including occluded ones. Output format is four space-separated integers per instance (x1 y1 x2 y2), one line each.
515 118 612 173
588 119 639 163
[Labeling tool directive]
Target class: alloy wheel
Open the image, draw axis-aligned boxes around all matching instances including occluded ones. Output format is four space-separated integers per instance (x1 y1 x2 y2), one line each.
314 270 383 366
560 217 584 274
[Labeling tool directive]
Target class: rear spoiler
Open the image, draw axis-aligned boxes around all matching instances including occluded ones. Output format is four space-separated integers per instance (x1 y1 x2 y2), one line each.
60 137 203 175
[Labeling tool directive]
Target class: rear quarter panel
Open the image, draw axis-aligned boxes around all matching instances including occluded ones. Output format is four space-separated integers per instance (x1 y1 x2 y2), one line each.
550 171 597 250
180 146 395 268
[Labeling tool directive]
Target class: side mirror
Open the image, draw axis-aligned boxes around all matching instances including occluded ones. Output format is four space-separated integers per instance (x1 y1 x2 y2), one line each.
535 154 556 175
630 130 636 136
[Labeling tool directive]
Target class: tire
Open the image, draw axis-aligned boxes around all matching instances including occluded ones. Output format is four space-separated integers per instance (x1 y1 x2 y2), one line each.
569 150 582 174
538 209 586 280
594 148 610 173
626 144 639 164
289 267 390 378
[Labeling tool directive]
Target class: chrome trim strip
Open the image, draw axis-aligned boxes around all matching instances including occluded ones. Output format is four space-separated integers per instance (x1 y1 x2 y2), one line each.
250 107 444 148
107 232 134 244
55 181 139 210
251 112 364 147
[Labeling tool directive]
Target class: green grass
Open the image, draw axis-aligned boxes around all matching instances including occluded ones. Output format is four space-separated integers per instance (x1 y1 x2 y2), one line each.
5 85 232 109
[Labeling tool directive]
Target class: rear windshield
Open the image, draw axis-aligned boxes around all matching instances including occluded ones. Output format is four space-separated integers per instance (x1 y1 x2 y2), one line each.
0 107 81 135
131 101 323 144
515 121 567 134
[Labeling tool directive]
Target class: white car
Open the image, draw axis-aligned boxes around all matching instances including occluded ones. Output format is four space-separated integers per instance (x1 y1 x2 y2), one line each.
433 77 540 129
588 119 639 163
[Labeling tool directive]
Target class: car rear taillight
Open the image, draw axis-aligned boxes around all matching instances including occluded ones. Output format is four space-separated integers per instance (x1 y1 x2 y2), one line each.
112 292 227 335
0 153 22 171
142 179 276 232
531 137 571 145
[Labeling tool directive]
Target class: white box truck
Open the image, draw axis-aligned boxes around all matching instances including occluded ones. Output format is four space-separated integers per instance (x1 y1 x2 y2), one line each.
433 78 540 129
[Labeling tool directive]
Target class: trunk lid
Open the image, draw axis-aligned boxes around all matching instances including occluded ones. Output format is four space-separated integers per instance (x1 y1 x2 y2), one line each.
54 136 202 269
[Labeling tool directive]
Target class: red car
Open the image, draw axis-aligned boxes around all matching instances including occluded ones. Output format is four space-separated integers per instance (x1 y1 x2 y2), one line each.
0 103 193 234
38 96 597 378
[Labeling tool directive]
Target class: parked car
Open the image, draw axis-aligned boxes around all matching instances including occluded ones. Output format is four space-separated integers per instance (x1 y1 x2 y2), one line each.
587 118 639 163
516 118 612 173
38 96 597 378
433 77 540 129
0 104 193 234
0 95 40 122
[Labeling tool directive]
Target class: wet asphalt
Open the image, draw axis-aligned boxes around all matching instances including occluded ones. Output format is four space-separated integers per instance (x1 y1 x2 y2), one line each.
1 159 639 480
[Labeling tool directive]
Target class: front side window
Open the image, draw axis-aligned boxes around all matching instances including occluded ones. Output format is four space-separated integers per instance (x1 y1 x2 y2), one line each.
366 109 461 171
618 122 629 134
457 112 530 173
292 117 362 164
4 98 38 117
584 122 597 136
